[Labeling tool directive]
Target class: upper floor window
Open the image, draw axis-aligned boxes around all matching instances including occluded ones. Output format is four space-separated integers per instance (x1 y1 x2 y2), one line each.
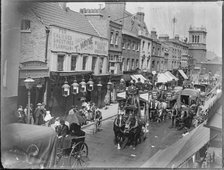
142 41 145 50
148 42 150 50
99 57 103 74
21 19 31 32
57 55 64 71
115 33 119 45
122 40 125 49
92 57 97 71
152 60 155 68
71 55 77 71
132 42 135 50
110 32 114 44
127 41 131 50
82 56 88 70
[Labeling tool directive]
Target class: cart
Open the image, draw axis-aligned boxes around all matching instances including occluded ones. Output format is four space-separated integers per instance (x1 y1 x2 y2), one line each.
56 135 88 168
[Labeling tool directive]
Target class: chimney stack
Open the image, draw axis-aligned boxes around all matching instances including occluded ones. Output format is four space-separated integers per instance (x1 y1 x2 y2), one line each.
151 28 157 39
136 12 145 23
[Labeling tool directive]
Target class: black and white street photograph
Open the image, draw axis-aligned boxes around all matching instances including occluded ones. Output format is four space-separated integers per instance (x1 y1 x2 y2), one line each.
1 1 222 169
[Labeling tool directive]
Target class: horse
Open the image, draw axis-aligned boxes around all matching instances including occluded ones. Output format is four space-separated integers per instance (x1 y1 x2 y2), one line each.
157 101 168 123
122 113 143 149
113 114 126 149
148 99 159 122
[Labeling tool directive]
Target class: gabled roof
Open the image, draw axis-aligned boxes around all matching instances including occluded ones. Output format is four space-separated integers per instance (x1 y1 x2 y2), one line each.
31 3 99 37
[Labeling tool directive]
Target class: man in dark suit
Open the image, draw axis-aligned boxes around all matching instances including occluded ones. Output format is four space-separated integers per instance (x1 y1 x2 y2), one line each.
33 103 45 125
57 119 69 149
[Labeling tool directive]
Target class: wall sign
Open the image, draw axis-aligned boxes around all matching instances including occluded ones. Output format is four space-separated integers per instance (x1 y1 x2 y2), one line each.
51 27 108 56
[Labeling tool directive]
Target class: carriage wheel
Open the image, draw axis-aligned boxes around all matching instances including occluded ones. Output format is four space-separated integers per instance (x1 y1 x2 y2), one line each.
69 142 88 168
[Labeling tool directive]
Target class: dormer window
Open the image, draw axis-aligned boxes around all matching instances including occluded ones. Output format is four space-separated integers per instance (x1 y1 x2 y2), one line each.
21 19 31 32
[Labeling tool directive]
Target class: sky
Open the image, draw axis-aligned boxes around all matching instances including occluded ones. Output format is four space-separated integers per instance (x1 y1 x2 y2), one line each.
67 2 222 58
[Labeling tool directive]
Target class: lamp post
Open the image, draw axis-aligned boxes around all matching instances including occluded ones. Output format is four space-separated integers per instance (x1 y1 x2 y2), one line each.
97 80 102 108
107 79 113 104
152 71 156 90
24 77 35 124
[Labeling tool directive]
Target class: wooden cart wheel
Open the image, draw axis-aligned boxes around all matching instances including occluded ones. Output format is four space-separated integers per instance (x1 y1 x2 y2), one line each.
69 142 88 168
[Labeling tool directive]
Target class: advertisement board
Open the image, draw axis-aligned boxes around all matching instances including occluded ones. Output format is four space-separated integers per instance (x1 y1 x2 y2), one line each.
51 27 108 56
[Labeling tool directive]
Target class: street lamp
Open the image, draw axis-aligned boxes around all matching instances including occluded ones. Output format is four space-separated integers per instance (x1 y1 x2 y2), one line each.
97 80 103 108
79 77 87 93
87 77 94 92
24 77 35 124
152 71 156 89
62 80 70 97
71 78 79 105
107 79 113 104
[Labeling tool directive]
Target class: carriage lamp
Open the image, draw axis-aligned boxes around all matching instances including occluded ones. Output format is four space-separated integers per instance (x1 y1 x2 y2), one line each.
71 79 79 95
62 80 70 97
87 77 94 91
24 77 35 124
79 78 87 93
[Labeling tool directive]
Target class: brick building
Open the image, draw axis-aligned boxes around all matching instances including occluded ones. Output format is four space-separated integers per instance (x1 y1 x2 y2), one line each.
17 2 110 115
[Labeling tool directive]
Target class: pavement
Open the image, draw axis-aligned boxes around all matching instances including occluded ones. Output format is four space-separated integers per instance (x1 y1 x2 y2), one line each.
82 103 118 129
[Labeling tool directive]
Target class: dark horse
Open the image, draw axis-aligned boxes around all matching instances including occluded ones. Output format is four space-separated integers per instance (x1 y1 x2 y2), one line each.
113 114 126 149
122 113 144 149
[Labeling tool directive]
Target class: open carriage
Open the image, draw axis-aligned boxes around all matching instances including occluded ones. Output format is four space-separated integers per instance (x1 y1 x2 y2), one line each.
1 123 88 169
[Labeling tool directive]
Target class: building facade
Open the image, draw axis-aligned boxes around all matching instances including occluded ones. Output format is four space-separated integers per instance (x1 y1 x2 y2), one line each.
188 26 207 69
17 2 110 115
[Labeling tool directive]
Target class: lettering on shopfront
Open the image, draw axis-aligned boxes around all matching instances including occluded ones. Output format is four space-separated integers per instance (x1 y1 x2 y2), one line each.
52 27 108 55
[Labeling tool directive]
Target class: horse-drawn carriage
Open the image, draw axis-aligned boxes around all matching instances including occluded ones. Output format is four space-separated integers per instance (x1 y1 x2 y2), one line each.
2 123 88 169
114 83 147 150
174 88 201 130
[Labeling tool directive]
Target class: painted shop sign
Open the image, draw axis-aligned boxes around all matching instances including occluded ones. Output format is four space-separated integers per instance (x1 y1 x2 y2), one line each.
51 27 108 56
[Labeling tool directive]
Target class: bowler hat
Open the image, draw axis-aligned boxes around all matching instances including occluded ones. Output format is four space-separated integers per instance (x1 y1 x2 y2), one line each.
37 103 42 106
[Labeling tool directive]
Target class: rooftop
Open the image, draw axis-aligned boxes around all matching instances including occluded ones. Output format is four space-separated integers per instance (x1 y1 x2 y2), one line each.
31 3 99 37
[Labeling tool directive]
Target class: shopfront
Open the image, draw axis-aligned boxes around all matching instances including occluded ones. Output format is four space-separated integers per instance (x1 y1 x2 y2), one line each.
47 26 109 115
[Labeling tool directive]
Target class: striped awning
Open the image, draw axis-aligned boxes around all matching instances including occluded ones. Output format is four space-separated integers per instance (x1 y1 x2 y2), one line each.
165 71 178 81
178 70 188 79
157 73 171 83
131 74 146 83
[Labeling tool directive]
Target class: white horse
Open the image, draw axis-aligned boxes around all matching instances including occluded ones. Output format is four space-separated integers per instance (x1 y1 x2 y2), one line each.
157 101 168 122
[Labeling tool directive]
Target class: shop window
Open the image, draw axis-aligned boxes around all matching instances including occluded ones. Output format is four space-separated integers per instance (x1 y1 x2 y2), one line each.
82 56 88 70
57 55 64 71
21 19 31 32
71 55 77 71
92 57 97 71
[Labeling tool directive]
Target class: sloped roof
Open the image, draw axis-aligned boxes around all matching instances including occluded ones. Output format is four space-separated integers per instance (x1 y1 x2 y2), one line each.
87 17 109 39
31 3 99 37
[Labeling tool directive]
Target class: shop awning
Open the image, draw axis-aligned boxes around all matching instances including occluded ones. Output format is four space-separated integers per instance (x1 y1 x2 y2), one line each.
131 74 146 83
157 73 171 83
178 70 188 79
165 71 178 81
142 123 210 168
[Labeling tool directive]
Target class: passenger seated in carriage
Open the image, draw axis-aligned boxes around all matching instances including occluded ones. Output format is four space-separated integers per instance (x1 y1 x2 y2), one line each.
56 119 69 148
70 123 86 146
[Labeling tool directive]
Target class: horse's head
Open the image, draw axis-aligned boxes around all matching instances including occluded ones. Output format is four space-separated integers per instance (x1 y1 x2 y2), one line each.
116 114 125 127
